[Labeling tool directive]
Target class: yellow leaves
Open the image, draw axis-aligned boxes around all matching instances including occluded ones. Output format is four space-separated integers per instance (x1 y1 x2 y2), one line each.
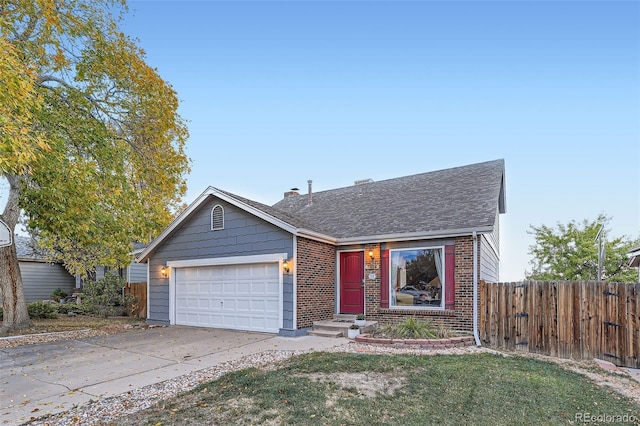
53 46 70 69
4 0 189 276
0 36 47 175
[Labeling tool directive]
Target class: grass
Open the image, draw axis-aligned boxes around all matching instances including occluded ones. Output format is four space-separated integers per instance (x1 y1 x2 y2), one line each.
115 352 640 426
0 315 145 337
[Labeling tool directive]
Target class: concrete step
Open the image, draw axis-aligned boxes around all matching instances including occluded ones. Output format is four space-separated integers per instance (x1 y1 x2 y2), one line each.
310 318 378 338
313 320 351 332
333 314 358 322
308 329 344 338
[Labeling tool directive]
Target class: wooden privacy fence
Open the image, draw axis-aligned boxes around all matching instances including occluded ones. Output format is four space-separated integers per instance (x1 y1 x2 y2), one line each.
479 280 640 368
125 282 147 318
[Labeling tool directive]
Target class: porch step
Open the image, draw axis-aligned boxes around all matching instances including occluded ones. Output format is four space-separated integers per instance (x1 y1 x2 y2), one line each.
333 314 358 322
310 315 378 338
308 329 344 338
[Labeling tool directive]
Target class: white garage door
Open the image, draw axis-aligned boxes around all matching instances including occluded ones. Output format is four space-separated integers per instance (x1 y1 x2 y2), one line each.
175 262 280 333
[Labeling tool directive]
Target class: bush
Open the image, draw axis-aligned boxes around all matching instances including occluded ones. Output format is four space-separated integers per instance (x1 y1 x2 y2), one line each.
50 288 68 302
27 301 59 319
56 302 92 316
377 317 453 340
82 273 136 317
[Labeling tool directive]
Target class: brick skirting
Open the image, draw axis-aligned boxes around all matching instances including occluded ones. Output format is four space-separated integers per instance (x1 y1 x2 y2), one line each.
354 334 476 349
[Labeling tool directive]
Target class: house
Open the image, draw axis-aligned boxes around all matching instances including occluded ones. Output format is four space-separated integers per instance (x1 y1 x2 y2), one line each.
629 245 640 282
74 243 148 288
14 235 76 302
137 159 506 337
4 235 148 304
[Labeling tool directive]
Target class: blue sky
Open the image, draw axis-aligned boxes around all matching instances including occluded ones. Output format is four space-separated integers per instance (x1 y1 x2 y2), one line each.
3 0 638 280
128 0 640 281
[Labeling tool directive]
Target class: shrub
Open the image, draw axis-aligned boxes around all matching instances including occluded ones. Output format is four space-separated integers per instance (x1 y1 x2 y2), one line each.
82 273 136 317
56 302 92 316
27 301 59 319
435 322 455 339
50 288 68 302
377 317 453 340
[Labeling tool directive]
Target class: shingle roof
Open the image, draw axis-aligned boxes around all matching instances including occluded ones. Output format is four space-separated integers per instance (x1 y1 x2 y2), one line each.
15 235 49 261
216 189 318 231
137 160 506 262
272 159 505 239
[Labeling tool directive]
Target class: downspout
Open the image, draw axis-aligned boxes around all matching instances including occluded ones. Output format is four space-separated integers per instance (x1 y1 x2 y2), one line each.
472 231 481 347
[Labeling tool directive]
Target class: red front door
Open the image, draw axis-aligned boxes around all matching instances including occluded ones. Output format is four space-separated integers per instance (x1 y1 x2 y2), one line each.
339 251 364 314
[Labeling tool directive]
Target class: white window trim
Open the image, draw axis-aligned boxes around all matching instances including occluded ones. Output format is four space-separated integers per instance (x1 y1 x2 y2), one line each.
211 204 224 230
389 245 445 311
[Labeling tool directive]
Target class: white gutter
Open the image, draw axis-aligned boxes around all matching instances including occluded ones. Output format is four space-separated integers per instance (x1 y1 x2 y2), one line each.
473 231 481 347
292 235 298 330
296 228 337 245
335 226 494 245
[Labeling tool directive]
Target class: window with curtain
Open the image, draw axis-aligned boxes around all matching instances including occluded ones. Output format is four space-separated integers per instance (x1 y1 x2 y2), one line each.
390 247 444 309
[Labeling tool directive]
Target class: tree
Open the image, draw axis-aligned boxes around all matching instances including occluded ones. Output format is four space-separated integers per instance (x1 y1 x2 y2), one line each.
0 0 190 332
526 214 639 282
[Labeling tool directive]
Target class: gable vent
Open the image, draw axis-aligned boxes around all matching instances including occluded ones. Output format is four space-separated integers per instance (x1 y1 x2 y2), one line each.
211 205 224 230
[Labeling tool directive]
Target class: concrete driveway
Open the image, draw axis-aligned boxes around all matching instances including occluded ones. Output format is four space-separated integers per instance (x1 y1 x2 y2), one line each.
0 327 347 425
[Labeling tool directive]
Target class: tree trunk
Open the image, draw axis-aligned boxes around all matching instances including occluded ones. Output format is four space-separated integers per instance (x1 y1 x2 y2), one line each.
0 174 32 332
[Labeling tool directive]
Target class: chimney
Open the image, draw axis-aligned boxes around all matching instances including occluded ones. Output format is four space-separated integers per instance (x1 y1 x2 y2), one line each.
284 187 299 198
307 180 313 205
354 178 374 185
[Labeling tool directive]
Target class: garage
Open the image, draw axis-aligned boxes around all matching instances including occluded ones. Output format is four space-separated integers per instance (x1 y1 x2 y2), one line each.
173 262 281 333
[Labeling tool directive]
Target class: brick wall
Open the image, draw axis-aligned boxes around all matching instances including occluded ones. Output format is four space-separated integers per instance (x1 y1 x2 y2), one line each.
296 235 481 333
296 237 336 328
365 236 477 334
364 243 381 314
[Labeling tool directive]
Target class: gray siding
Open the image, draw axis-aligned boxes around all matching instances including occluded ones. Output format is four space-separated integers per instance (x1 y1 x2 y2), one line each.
95 266 107 281
147 197 294 330
127 262 147 283
487 208 500 253
479 208 501 283
16 261 76 302
479 234 499 283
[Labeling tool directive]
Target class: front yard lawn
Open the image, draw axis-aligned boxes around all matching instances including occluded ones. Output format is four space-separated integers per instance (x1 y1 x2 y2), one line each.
116 352 640 426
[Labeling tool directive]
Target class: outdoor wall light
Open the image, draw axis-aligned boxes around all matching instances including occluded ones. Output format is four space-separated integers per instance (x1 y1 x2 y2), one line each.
369 250 374 259
283 259 290 274
160 265 169 278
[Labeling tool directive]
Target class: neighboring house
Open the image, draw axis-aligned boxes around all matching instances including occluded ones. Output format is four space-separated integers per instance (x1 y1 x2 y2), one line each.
5 235 147 304
74 242 148 288
14 235 76 303
629 245 640 282
138 159 506 336
126 243 148 283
